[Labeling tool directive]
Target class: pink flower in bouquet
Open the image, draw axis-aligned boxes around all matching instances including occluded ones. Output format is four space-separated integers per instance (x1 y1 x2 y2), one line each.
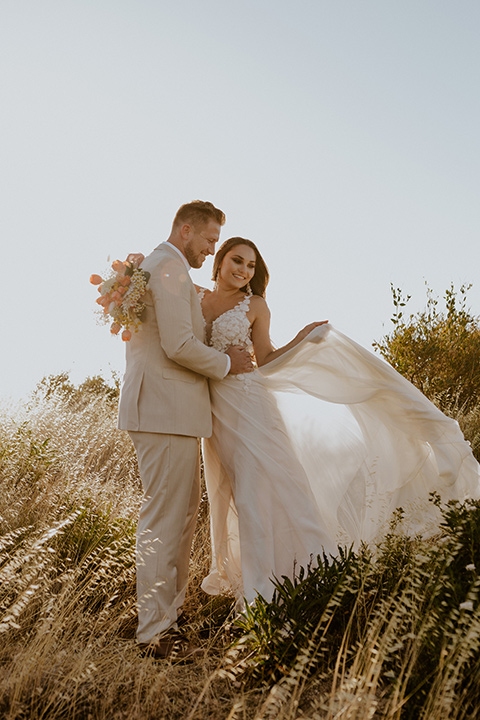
91 260 149 340
112 259 126 274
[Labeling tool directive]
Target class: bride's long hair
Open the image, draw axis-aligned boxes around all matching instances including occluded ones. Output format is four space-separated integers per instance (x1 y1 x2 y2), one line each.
212 237 270 297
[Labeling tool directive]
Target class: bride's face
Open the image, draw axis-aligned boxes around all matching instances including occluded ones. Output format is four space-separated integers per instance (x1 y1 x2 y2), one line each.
218 245 256 290
218 244 256 290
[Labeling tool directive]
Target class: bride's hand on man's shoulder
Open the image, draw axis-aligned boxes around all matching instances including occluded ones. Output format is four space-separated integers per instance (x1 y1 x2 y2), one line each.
125 253 145 268
295 321 328 343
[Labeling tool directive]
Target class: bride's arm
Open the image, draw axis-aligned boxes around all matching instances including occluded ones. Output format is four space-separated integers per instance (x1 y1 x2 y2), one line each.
251 297 328 367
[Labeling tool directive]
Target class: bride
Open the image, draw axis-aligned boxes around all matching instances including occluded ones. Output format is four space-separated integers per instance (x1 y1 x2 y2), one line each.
129 238 480 607
197 237 335 604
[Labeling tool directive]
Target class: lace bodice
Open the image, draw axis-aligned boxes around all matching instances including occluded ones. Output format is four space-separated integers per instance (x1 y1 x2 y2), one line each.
197 290 254 355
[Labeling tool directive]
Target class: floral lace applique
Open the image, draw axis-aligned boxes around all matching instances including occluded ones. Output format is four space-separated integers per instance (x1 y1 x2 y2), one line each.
196 287 207 317
198 292 255 390
196 287 207 302
209 296 253 355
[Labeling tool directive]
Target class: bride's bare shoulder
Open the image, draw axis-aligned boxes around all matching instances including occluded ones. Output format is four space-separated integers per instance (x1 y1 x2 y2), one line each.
250 295 270 316
194 284 211 295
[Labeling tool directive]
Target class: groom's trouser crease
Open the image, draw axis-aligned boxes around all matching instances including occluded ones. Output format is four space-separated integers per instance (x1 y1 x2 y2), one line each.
129 431 200 644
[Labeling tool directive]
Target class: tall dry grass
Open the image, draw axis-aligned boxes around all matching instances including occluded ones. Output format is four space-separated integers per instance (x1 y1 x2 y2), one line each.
0 377 244 719
1 374 480 719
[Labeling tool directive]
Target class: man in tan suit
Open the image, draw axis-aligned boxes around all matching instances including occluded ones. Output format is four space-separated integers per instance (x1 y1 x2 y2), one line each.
118 201 252 658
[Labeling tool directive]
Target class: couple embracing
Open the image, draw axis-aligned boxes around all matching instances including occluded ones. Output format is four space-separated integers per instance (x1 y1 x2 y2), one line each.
118 200 480 659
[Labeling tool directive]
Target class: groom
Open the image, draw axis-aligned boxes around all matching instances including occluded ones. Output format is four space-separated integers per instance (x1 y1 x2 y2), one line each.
118 200 253 659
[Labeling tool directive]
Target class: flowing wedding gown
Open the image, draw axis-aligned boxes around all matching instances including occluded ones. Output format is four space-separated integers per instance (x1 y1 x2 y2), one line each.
198 292 480 606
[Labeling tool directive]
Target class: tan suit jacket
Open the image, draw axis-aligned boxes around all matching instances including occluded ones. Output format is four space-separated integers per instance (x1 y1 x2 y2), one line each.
118 243 228 437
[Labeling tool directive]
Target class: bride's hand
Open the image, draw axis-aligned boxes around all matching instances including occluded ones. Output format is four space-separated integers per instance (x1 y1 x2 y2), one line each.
294 321 328 343
126 253 145 268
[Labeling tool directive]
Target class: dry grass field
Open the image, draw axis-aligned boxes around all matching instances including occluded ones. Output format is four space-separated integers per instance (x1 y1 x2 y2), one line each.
1 366 480 719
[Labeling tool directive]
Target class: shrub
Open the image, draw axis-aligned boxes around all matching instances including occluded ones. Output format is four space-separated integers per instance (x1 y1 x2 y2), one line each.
33 371 120 408
373 283 480 413
232 498 480 718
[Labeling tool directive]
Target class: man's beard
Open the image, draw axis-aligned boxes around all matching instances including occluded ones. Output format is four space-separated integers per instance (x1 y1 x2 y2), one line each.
184 243 204 269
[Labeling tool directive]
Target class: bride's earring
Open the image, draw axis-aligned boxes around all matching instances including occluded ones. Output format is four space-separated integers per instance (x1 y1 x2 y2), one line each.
245 282 253 297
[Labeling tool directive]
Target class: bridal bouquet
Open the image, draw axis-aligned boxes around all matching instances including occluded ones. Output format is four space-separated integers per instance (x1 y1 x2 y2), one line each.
90 260 150 341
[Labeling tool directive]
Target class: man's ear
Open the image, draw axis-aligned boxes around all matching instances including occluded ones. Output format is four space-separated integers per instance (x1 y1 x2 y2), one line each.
180 223 192 240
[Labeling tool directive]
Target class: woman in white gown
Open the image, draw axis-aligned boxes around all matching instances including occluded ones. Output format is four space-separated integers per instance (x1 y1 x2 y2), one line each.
195 237 480 607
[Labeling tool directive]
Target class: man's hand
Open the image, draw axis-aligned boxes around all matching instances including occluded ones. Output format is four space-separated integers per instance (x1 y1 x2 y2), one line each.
226 346 254 375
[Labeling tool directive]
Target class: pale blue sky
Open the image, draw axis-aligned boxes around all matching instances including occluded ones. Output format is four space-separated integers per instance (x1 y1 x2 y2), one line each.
2 0 479 400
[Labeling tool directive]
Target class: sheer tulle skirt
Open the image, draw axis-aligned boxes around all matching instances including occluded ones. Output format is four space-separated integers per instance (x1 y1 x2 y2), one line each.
201 325 480 604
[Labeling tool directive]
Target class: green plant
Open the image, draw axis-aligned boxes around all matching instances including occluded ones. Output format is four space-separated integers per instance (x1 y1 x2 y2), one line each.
230 498 480 717
374 283 480 413
34 371 120 408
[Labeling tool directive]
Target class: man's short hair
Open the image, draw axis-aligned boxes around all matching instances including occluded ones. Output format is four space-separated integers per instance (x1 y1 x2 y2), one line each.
173 200 225 229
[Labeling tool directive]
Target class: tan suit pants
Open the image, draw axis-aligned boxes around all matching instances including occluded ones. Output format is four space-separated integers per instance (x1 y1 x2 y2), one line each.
129 431 201 644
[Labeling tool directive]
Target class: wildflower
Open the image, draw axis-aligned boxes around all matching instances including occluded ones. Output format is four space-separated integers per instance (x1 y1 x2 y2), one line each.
89 274 103 285
466 564 476 572
122 329 132 341
459 600 474 611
